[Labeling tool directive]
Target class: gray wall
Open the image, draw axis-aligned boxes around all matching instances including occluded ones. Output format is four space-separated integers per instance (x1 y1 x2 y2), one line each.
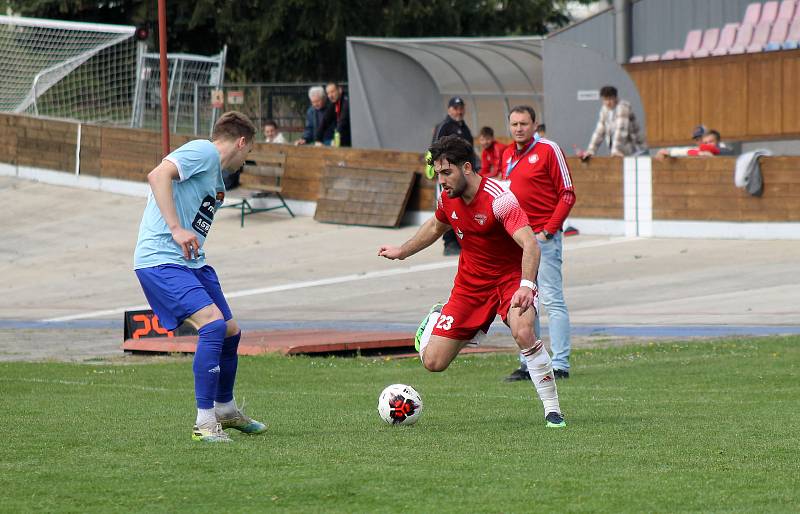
347 41 442 152
551 0 759 59
542 39 646 156
549 8 616 59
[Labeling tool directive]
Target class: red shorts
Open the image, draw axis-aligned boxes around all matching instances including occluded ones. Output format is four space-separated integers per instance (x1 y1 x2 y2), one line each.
431 273 525 341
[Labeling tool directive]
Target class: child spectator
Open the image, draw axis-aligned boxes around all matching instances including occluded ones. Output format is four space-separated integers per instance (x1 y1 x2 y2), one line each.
263 119 287 144
478 126 507 179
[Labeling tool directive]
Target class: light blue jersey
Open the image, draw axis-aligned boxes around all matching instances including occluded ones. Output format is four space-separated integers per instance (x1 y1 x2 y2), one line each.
134 139 225 270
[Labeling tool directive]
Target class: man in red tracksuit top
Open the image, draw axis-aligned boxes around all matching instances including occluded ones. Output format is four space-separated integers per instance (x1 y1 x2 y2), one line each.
501 105 577 382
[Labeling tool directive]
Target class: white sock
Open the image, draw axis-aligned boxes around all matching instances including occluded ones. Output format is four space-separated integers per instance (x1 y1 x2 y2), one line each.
214 399 238 417
196 408 217 427
522 341 561 415
418 312 439 364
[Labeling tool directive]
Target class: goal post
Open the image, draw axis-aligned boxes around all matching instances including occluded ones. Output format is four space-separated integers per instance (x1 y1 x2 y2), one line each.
0 15 137 124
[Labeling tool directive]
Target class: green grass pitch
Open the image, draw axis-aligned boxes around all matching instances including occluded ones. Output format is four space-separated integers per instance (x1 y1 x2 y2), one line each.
1 336 798 512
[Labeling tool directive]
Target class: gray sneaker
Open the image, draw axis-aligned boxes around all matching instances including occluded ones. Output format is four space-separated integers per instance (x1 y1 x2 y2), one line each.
191 422 233 443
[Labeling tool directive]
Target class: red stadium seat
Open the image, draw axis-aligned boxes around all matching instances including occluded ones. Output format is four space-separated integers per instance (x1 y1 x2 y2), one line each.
760 1 780 23
676 29 704 58
783 17 800 48
729 23 755 54
693 27 720 57
746 20 773 52
742 2 762 25
711 23 740 56
765 18 790 49
660 49 678 60
777 0 796 21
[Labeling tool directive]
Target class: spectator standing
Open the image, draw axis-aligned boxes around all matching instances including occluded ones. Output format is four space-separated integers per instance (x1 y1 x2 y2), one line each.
263 120 287 144
319 82 351 147
536 123 547 138
580 85 646 159
478 126 507 179
432 96 476 255
502 105 576 381
295 86 333 146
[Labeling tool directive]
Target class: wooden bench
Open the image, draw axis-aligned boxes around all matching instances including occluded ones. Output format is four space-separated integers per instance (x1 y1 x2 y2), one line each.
224 150 294 226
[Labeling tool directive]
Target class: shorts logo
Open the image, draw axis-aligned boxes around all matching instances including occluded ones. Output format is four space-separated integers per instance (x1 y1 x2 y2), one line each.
451 210 459 220
528 154 539 164
473 213 487 226
208 365 221 374
456 228 464 239
435 315 454 331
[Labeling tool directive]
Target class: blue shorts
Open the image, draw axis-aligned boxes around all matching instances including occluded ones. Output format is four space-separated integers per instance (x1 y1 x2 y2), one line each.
134 264 233 331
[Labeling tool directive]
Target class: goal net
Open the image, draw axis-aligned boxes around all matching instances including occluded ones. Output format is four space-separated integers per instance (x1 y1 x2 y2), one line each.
0 15 137 124
131 48 226 135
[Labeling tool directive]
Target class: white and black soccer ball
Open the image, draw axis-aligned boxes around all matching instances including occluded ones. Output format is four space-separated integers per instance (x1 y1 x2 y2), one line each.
377 384 423 425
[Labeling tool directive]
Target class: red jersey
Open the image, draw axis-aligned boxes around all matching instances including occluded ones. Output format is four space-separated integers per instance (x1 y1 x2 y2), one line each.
435 177 529 290
480 141 507 179
502 138 576 234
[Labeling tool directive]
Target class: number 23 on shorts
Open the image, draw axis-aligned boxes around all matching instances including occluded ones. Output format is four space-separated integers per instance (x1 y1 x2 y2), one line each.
435 315 454 330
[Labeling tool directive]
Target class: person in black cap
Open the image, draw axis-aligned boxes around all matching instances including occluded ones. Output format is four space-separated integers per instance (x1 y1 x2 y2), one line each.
431 96 476 255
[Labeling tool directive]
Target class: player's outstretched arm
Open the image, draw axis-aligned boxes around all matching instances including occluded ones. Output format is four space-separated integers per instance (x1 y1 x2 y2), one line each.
378 217 449 260
148 160 200 260
510 225 541 313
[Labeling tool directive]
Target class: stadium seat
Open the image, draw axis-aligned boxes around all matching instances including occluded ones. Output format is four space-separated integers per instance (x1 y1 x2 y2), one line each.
644 53 661 61
693 27 720 57
746 20 773 52
711 23 740 55
765 18 790 49
629 55 644 63
729 24 755 54
777 0 796 21
742 2 762 25
760 1 780 23
783 18 800 48
660 49 678 60
676 29 704 58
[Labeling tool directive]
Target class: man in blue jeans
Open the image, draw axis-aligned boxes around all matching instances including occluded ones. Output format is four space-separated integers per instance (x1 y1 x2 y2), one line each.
500 105 576 380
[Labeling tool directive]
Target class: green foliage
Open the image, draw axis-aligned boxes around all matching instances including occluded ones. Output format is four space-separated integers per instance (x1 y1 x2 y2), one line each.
1 337 799 512
5 0 595 82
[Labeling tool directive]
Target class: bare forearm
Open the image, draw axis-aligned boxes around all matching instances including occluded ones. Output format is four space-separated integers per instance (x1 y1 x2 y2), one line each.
399 218 446 259
521 239 540 283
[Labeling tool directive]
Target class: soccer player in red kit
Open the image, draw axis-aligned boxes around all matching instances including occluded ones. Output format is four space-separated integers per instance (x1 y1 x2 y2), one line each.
378 135 565 428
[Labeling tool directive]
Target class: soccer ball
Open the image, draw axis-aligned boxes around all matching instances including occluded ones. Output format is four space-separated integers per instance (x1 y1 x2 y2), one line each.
377 384 423 425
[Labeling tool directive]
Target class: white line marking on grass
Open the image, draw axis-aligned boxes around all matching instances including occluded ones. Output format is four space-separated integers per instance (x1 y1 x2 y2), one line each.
41 237 640 323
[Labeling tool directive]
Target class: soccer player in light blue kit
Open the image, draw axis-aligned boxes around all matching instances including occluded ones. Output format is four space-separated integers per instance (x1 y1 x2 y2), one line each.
134 111 266 443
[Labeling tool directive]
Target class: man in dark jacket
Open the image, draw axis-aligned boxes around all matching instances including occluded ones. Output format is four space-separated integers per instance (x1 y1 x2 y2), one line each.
318 82 351 147
295 86 334 146
431 96 476 255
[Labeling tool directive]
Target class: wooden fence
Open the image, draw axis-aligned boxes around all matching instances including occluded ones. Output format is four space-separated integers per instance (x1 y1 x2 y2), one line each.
625 49 800 147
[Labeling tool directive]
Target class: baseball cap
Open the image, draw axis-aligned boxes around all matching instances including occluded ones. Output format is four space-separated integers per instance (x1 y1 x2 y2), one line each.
692 125 706 139
448 96 465 107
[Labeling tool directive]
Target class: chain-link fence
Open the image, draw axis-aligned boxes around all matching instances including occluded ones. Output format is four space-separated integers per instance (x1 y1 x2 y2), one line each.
195 83 347 141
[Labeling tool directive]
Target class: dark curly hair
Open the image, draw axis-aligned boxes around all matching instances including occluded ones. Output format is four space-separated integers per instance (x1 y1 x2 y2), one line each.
428 135 473 168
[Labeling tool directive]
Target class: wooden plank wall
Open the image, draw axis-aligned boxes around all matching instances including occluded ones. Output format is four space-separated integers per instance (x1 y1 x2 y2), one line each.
652 156 800 222
567 156 624 219
314 166 416 227
625 49 800 147
4 113 797 223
